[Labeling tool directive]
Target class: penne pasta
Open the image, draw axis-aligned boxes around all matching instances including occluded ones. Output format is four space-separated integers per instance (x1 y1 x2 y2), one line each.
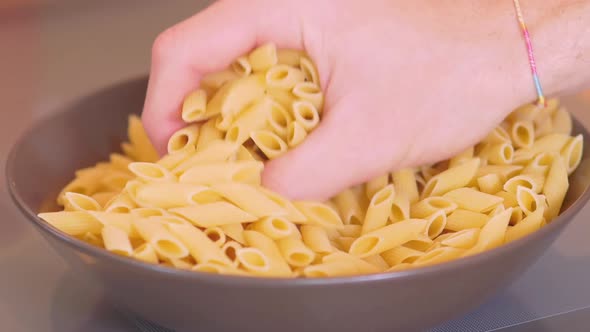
167 223 231 266
542 156 569 220
391 168 420 203
250 130 288 159
179 161 264 186
292 81 323 110
211 182 287 217
294 201 344 228
248 43 278 72
287 121 308 147
505 209 545 243
249 216 296 240
277 235 316 267
101 224 133 257
167 124 200 154
170 202 257 227
292 100 320 131
243 230 292 276
445 209 489 232
463 208 512 256
421 158 480 198
265 64 306 90
410 196 458 219
133 219 189 260
333 188 365 225
349 219 427 257
443 188 503 213
181 89 208 122
362 184 395 234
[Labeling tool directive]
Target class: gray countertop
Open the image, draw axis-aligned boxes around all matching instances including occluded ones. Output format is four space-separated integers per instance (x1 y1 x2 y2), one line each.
2 2 590 331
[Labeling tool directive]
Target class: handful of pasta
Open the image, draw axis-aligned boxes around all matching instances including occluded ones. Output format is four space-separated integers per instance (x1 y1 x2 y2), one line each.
39 43 584 278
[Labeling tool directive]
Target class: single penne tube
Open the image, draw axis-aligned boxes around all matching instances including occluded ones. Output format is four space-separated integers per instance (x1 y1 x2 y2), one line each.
207 74 265 120
439 228 480 249
211 182 287 217
300 225 334 254
349 219 428 257
293 201 344 228
292 81 323 110
443 187 504 213
101 224 133 257
542 156 569 220
196 118 224 152
391 168 420 203
389 193 410 222
482 126 511 144
250 130 288 159
220 240 242 267
243 230 292 276
445 209 489 231
167 257 196 270
225 98 270 145
516 187 547 216
551 107 573 135
127 115 159 162
62 192 101 212
276 235 316 267
510 120 535 149
287 121 308 147
220 223 246 245
179 161 264 186
561 134 583 174
157 147 195 171
130 207 167 218
365 174 390 200
424 210 447 239
477 173 503 195
299 56 320 85
321 252 381 274
181 89 208 122
476 165 523 180
503 174 545 194
403 234 435 252
265 64 306 90
167 124 200 154
170 202 257 227
528 133 571 154
508 207 524 225
421 158 480 198
332 188 365 225
38 211 103 236
248 42 278 72
505 209 545 243
449 146 475 168
231 56 252 76
128 162 176 183
167 223 232 266
249 216 296 240
292 100 320 131
478 142 514 165
362 184 395 234
174 140 240 174
133 219 190 260
362 255 390 270
88 211 139 238
410 196 458 219
266 100 293 140
521 152 554 176
463 208 512 257
104 193 137 213
203 227 226 248
256 187 307 222
512 149 538 165
133 243 158 264
413 247 465 267
380 246 423 266
135 182 220 209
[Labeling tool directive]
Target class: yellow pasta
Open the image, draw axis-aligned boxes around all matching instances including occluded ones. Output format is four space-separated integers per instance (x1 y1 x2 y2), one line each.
362 184 395 234
248 43 278 72
42 45 582 278
181 89 208 123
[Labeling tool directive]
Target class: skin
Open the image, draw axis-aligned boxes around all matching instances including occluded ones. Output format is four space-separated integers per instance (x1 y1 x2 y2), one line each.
142 0 590 201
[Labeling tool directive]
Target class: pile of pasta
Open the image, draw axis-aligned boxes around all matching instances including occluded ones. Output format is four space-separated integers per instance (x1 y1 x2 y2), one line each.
39 43 584 278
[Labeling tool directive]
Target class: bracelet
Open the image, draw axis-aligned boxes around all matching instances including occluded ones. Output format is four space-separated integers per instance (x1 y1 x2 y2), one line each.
512 0 546 107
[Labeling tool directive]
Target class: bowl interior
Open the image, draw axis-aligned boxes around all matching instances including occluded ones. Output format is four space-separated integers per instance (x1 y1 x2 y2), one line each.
6 76 590 281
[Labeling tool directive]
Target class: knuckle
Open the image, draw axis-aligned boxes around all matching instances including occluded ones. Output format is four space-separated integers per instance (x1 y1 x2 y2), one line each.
151 27 179 64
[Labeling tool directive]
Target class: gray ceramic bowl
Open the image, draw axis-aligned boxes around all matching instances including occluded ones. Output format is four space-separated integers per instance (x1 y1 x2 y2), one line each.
7 76 590 332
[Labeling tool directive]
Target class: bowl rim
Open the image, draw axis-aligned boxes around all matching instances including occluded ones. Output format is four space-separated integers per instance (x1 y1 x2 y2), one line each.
6 75 590 286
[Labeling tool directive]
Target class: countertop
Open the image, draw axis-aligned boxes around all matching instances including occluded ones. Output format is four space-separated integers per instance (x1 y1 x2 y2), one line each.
1 2 590 331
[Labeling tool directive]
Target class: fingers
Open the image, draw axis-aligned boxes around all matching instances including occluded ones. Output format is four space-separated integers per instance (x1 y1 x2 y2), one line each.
262 101 394 201
142 0 305 154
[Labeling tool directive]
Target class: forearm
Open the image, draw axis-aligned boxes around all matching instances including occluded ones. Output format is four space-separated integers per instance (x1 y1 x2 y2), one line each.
508 0 590 104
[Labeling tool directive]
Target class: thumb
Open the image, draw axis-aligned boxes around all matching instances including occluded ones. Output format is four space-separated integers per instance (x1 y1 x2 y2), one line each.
262 101 393 201
141 0 305 154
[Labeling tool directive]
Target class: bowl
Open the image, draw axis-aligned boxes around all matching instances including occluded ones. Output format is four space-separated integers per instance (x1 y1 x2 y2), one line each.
7 76 590 332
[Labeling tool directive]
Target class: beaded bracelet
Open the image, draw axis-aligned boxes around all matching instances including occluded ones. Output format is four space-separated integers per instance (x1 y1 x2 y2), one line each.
512 0 546 107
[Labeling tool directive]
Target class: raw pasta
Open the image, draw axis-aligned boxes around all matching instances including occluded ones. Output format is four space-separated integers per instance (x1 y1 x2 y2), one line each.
40 44 584 278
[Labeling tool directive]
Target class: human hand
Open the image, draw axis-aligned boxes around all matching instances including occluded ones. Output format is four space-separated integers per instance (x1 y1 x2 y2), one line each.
142 0 558 201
